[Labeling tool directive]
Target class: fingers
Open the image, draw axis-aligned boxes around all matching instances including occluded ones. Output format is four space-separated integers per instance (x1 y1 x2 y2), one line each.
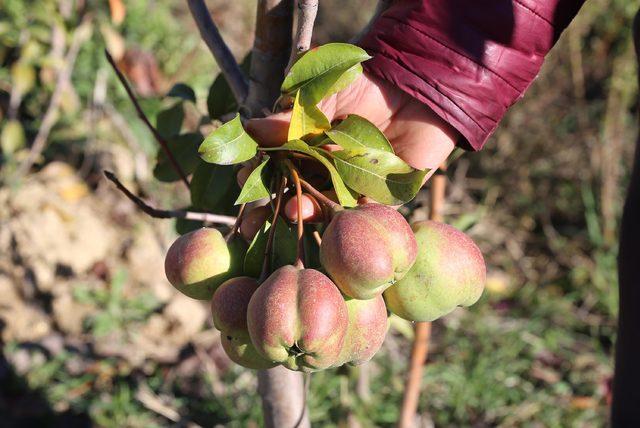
245 111 292 147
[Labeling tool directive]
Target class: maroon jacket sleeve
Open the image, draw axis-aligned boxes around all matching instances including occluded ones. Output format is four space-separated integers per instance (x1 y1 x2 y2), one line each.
359 0 586 150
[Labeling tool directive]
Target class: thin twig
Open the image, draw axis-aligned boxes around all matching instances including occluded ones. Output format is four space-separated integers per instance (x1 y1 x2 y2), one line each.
187 0 248 103
299 178 340 212
104 171 236 225
225 203 247 242
104 50 190 189
285 159 305 267
285 0 318 74
15 17 92 179
260 175 287 282
398 164 447 428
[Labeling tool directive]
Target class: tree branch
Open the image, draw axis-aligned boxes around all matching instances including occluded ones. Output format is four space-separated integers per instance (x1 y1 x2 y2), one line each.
104 50 190 189
187 0 248 103
244 0 294 116
15 17 93 180
103 171 236 226
285 0 318 74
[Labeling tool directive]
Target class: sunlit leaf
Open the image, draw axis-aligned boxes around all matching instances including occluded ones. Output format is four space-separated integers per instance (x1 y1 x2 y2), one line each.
267 140 358 207
325 114 393 153
235 157 271 204
331 148 428 205
288 91 330 141
199 114 258 165
281 43 370 106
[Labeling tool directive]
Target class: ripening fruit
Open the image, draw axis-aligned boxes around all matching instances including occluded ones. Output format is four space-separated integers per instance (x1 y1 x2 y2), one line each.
212 277 277 369
283 193 323 223
164 228 245 300
334 295 388 367
384 221 486 322
240 205 272 243
320 204 417 300
247 265 348 372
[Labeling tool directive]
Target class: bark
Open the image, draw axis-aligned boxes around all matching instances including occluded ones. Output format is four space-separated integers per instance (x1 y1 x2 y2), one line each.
244 0 294 117
187 0 248 103
247 2 309 427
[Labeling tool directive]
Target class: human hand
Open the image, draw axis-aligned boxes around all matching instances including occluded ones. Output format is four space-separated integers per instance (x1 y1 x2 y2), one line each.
245 72 460 221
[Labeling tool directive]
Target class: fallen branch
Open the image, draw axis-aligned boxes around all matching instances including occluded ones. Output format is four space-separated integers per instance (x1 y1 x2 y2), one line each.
104 50 191 189
104 171 236 226
15 17 93 180
285 0 318 74
187 0 248 103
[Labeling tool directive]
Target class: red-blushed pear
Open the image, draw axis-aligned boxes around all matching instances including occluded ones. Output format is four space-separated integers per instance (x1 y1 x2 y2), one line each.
164 228 245 300
247 265 348 372
334 294 388 367
211 277 277 369
320 204 417 300
384 221 486 322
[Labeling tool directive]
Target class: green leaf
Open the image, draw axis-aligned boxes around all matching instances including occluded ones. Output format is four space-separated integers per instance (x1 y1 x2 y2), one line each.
167 83 196 103
281 43 370 105
269 140 358 207
299 63 363 107
190 161 240 215
288 91 330 141
207 53 251 120
243 217 297 277
153 133 202 182
156 102 184 139
325 114 394 153
331 148 428 205
199 114 258 165
235 157 271 204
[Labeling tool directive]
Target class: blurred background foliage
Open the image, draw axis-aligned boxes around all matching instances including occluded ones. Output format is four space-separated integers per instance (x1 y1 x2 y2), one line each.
0 0 637 426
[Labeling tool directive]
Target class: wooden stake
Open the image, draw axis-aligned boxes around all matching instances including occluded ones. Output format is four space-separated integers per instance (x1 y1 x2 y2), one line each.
398 165 447 428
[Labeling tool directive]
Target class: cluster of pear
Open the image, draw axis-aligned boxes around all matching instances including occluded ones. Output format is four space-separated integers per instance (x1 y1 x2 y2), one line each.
164 203 486 372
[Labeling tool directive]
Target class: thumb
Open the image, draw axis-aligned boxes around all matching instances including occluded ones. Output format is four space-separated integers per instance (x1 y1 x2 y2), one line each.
245 110 292 147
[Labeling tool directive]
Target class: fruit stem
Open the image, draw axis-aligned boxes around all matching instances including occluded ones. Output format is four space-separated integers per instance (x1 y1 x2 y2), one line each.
259 175 287 283
225 203 247 242
299 178 342 215
284 159 306 268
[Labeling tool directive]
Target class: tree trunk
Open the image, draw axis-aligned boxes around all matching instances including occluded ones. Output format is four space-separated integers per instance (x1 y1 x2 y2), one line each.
246 2 310 427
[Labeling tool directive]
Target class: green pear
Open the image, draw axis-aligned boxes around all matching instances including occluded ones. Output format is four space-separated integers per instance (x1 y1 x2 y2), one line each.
164 228 245 300
384 221 486 322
